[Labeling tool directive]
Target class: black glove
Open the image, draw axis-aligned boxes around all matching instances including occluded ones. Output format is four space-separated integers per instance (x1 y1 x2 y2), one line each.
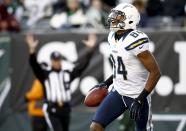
129 98 143 120
129 89 150 120
89 83 107 91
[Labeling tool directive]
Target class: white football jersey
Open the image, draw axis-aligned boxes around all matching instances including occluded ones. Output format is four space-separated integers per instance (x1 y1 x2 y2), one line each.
108 30 150 98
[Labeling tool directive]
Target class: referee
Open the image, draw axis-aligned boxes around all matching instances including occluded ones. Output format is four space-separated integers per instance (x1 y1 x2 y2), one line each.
26 34 97 131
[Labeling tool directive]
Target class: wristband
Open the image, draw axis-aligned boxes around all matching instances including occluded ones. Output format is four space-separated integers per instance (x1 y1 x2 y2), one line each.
103 75 113 87
136 89 150 103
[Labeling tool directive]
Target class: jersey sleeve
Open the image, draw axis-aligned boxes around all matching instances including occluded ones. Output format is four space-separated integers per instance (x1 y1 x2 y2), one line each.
107 31 115 45
125 31 150 56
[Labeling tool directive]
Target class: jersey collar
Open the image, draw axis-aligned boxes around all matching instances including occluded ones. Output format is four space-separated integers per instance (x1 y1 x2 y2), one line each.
114 29 133 42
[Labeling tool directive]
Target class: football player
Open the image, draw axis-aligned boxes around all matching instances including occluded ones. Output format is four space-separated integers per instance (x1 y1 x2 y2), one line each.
90 3 161 131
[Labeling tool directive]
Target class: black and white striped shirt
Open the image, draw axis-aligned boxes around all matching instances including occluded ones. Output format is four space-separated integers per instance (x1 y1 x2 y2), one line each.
29 49 93 103
44 70 71 103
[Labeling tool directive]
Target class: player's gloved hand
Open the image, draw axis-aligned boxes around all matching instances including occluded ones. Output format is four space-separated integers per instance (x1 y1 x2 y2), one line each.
129 89 150 120
89 83 107 91
129 98 143 120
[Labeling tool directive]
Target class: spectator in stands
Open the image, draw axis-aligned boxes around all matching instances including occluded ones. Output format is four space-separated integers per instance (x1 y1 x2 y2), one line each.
146 0 164 17
0 1 20 32
92 0 134 23
132 0 148 28
80 0 91 8
86 0 107 29
163 0 186 17
117 0 133 5
162 0 186 27
50 0 86 29
2 0 24 22
146 0 186 28
24 0 56 27
52 0 66 14
101 0 116 10
101 0 133 13
26 78 48 131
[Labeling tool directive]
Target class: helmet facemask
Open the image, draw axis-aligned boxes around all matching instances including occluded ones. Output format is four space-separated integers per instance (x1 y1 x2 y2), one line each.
107 10 127 32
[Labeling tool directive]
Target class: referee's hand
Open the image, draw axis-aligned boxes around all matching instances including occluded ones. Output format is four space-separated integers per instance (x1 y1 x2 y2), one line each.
25 34 39 54
82 33 97 49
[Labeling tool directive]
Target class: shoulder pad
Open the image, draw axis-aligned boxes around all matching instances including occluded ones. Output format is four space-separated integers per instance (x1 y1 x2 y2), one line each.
124 30 149 50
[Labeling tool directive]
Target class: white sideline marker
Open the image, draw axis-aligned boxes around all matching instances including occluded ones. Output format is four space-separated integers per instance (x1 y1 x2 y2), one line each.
152 114 186 131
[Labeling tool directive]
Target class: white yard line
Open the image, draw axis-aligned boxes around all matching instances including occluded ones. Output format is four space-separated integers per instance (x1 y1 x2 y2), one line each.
0 78 11 109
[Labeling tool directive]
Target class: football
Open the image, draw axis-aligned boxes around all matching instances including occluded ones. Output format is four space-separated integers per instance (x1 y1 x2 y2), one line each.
84 87 108 107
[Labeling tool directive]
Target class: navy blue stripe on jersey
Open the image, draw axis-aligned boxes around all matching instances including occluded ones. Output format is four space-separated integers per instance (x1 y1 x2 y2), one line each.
125 37 149 51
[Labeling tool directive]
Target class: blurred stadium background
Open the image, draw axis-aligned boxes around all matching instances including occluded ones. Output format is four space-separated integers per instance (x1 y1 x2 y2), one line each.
0 0 186 131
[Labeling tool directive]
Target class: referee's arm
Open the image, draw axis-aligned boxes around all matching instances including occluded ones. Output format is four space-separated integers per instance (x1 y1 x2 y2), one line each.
70 48 94 81
26 34 46 82
70 34 97 81
29 53 46 82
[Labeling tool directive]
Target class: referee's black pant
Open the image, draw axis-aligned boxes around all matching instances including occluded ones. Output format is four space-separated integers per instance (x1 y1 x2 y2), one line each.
31 116 47 131
43 102 71 131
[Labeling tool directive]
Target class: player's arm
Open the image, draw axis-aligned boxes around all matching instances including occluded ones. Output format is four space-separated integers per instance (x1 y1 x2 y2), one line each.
137 50 161 100
128 33 161 120
129 50 161 120
138 50 161 91
126 33 161 98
